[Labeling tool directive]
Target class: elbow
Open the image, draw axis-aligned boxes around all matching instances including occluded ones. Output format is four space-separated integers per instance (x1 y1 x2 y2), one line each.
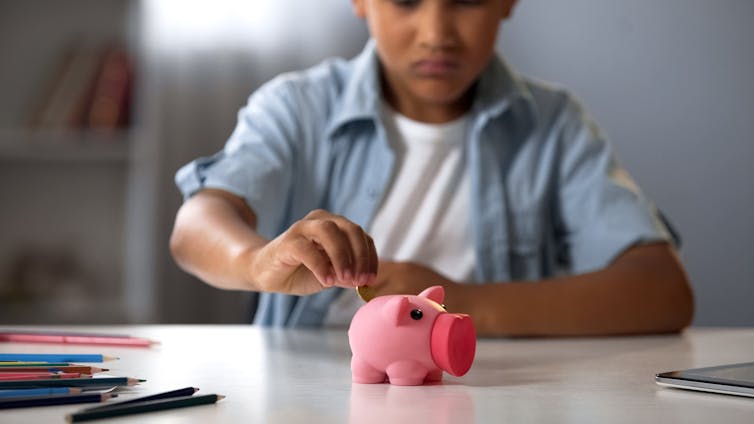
169 212 191 271
658 254 695 333
671 271 695 332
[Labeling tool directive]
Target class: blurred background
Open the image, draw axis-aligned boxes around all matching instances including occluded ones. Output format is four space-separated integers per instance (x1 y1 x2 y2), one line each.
0 0 751 326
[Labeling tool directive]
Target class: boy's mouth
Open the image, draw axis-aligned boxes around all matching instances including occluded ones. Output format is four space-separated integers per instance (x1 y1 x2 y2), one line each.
412 59 459 77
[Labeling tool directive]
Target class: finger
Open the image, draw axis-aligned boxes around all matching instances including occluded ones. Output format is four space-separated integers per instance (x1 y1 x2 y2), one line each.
300 219 353 283
332 220 371 286
365 233 378 285
286 237 335 287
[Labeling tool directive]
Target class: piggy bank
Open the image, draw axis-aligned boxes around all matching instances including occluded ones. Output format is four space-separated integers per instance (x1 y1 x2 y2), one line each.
348 285 476 386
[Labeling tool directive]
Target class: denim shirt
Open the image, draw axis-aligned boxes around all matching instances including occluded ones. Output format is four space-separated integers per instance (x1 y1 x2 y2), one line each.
175 40 672 327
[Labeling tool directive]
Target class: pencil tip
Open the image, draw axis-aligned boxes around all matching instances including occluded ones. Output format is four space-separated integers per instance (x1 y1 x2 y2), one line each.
102 356 120 361
217 395 226 401
193 387 200 392
137 378 147 382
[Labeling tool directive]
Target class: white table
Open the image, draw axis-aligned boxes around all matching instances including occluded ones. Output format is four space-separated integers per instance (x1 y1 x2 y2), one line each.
2 326 754 423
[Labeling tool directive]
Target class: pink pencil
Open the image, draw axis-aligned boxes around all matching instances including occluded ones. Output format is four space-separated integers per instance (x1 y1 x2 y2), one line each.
0 332 157 347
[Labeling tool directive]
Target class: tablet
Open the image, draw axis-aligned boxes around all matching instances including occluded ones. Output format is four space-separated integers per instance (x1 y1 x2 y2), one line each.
656 362 754 398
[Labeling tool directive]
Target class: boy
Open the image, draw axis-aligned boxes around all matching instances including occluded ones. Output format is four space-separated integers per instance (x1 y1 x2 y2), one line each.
170 0 694 336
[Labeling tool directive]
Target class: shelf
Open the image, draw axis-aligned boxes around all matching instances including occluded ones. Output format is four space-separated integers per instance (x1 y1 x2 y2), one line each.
0 129 130 163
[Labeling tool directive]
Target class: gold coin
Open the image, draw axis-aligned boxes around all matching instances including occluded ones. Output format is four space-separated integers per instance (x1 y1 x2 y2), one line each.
356 285 376 302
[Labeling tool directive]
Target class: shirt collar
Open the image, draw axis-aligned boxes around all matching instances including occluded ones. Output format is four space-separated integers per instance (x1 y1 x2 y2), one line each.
326 39 537 138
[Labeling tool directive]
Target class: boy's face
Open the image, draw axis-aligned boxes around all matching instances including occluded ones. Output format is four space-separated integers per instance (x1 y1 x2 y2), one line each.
353 0 516 122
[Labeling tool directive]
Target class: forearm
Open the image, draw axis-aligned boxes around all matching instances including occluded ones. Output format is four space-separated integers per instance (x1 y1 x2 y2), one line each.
170 190 267 291
449 243 694 337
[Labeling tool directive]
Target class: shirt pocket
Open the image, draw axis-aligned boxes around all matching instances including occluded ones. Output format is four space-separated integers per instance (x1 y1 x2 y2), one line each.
509 208 545 281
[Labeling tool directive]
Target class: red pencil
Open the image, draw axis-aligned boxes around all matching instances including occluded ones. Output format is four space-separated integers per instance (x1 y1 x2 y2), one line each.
0 332 157 347
0 372 88 381
0 366 106 374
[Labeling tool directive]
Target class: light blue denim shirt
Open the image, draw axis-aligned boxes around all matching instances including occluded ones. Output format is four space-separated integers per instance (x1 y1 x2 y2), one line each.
176 40 673 327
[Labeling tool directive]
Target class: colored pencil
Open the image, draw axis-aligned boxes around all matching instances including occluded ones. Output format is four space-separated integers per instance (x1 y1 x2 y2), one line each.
0 362 73 367
0 332 157 347
0 377 144 389
0 387 82 398
0 372 87 380
0 392 116 409
83 386 199 411
0 366 106 374
0 329 135 338
67 394 224 422
0 354 117 363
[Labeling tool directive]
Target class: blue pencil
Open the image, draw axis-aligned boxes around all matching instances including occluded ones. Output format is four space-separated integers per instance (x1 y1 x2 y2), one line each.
0 387 81 398
0 354 117 363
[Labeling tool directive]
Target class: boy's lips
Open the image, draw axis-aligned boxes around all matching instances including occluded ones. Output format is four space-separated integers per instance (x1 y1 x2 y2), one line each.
412 58 459 77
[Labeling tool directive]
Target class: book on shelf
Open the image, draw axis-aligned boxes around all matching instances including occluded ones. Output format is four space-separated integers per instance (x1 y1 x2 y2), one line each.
27 40 134 134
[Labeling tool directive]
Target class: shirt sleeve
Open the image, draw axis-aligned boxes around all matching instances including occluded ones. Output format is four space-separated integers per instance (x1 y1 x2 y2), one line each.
555 94 675 274
174 77 301 237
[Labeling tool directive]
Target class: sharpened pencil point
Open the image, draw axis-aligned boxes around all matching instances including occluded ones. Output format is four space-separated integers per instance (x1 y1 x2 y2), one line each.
102 356 119 361
217 395 226 401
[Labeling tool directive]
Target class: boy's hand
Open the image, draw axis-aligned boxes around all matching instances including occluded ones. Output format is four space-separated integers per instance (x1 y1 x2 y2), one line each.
371 261 469 313
371 261 455 297
243 209 378 295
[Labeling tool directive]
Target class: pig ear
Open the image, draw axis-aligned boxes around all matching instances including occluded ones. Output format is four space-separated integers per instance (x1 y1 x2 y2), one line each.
382 296 411 326
418 285 445 305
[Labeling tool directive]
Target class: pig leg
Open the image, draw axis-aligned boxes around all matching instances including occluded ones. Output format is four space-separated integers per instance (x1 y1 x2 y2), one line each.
424 369 443 383
386 360 429 386
351 356 387 384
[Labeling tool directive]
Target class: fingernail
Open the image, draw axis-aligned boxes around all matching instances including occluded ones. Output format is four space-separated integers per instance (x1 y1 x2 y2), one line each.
326 276 335 287
358 274 368 286
344 269 353 283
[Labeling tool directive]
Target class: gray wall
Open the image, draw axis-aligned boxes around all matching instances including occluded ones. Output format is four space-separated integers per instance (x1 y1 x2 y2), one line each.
499 0 754 326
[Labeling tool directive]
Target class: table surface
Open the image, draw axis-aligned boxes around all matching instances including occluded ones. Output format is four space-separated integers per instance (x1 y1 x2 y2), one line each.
2 326 754 423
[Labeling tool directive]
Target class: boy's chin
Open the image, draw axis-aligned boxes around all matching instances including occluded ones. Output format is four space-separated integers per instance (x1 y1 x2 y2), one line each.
412 88 473 110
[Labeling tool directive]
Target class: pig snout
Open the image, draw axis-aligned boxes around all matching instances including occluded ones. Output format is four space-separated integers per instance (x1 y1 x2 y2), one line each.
430 313 476 377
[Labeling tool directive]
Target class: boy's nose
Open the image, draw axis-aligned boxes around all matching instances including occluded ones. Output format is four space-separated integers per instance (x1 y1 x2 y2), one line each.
416 3 456 50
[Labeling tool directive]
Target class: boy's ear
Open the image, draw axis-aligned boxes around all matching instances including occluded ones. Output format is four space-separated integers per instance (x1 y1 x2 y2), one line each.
501 0 518 20
352 0 367 19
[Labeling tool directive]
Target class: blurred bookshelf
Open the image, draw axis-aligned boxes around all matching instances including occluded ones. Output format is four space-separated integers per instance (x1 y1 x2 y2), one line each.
0 0 146 324
0 130 130 163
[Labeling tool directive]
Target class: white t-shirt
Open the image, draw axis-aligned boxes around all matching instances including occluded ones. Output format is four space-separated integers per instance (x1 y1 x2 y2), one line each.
323 104 475 326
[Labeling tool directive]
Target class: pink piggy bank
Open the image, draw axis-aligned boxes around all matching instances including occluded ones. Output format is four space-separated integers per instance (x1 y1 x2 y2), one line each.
348 285 476 386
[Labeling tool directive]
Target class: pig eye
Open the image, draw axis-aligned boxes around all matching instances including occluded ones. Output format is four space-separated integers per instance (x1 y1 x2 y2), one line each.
410 309 423 320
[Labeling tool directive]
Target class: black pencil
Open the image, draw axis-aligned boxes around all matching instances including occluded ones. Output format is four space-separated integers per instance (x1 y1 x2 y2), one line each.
81 386 199 411
0 392 116 409
0 377 144 389
66 394 224 422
